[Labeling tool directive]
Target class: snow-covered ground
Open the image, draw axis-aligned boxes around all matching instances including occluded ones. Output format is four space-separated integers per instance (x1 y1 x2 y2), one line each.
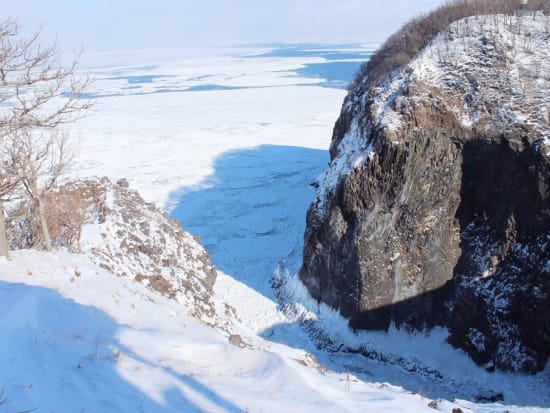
1 251 442 413
1 43 549 412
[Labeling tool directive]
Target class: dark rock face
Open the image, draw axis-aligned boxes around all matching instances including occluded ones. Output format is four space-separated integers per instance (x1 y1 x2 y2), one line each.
303 126 463 331
449 137 550 371
300 18 550 372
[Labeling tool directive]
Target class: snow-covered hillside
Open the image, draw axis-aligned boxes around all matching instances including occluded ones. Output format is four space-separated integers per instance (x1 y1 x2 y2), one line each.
373 13 550 137
1 39 549 413
1 250 445 413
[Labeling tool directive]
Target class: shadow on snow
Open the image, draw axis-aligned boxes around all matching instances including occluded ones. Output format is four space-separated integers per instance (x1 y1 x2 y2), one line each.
169 144 328 299
0 281 242 413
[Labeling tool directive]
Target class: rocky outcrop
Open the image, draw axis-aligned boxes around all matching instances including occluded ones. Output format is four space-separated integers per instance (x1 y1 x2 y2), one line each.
300 14 550 372
8 177 217 317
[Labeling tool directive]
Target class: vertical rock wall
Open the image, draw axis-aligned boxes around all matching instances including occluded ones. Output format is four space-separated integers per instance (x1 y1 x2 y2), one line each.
300 15 550 372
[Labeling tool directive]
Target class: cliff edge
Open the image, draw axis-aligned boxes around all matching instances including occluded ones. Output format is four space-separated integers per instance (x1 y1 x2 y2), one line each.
300 11 550 372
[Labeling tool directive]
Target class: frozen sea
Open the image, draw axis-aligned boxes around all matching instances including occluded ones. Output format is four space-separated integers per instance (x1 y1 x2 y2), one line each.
72 44 372 298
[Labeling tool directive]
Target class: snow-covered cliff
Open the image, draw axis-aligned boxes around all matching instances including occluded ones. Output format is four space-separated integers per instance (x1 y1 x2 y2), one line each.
301 13 550 372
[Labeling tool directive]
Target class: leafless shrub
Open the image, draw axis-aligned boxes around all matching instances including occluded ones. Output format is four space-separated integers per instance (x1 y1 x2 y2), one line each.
0 388 8 406
533 60 543 78
515 14 524 34
518 76 529 98
0 387 35 413
507 32 519 62
522 35 537 53
528 0 550 19
544 13 550 34
7 185 92 252
7 128 77 251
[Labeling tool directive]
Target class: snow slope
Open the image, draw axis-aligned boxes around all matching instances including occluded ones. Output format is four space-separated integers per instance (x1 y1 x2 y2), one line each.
1 42 549 412
0 251 445 413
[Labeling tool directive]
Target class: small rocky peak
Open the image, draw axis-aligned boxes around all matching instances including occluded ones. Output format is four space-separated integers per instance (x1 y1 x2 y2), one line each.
8 177 217 319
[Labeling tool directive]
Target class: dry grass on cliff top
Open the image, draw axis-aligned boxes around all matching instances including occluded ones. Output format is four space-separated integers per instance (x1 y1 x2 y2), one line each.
353 0 550 89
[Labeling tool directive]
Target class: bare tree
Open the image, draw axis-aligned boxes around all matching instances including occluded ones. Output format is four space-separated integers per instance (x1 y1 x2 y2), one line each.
0 18 92 256
8 128 74 251
528 0 550 19
0 157 20 256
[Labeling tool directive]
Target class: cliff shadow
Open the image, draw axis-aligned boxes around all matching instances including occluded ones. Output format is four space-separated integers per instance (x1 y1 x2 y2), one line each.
0 281 243 413
448 137 550 372
259 280 550 408
260 285 464 398
454 136 547 260
169 144 328 298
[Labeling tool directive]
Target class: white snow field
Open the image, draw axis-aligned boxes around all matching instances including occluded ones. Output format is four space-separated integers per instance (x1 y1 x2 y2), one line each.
1 44 549 412
1 250 441 413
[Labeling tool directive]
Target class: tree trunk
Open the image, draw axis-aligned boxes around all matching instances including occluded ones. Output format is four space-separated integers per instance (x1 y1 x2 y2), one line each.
37 197 52 252
0 201 9 257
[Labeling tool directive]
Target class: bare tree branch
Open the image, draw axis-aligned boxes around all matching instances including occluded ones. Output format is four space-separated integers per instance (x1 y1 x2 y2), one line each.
0 18 92 255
